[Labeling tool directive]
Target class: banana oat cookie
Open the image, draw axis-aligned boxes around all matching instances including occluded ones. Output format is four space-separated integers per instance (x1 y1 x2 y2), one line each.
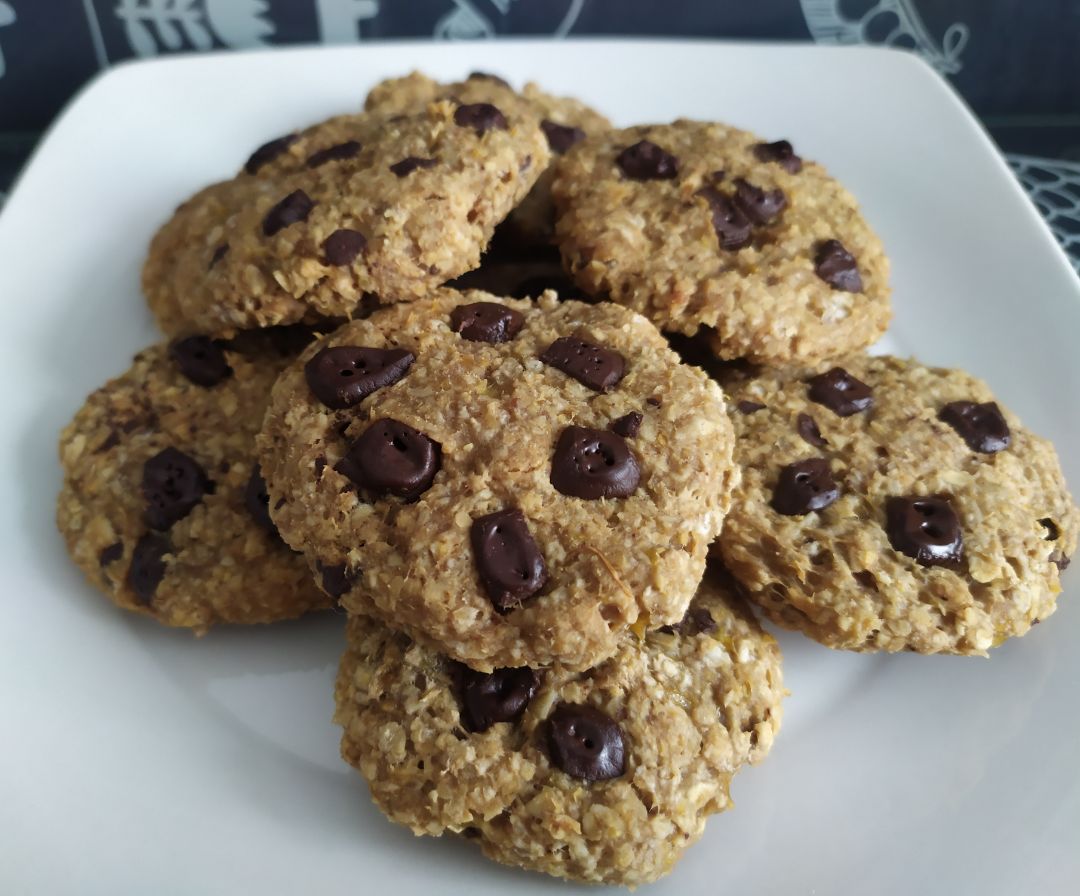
143 102 549 337
56 330 331 632
334 568 784 886
718 355 1078 653
552 120 891 366
258 290 736 671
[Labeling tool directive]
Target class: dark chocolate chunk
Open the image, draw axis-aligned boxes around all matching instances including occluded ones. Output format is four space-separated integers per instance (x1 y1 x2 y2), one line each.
615 140 678 180
540 336 626 392
322 228 367 266
814 239 863 292
736 400 766 414
454 103 508 134
98 542 123 568
697 186 752 250
771 458 840 516
546 703 626 781
449 302 525 344
796 412 827 447
659 605 717 636
262 189 314 237
169 335 232 388
142 447 211 530
753 139 802 174
550 426 640 500
807 367 873 417
316 561 355 599
244 466 277 535
1040 518 1060 541
939 401 1011 454
128 533 169 604
885 496 963 567
732 177 787 225
244 133 298 175
470 508 548 611
304 345 414 409
540 119 585 154
454 664 539 733
208 243 228 269
305 140 361 168
335 418 440 500
609 412 643 439
389 156 438 177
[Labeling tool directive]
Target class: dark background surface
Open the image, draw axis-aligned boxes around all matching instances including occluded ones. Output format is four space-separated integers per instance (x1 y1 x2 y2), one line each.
0 0 1077 264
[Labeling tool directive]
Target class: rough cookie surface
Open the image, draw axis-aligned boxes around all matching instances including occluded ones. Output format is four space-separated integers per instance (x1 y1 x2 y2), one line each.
719 355 1079 653
56 332 331 632
258 290 736 671
334 568 784 886
552 120 891 365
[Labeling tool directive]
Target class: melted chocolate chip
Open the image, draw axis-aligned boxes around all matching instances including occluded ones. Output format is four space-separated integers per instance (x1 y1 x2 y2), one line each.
807 367 874 417
316 561 355 599
304 345 414 409
208 243 228 269
244 133 298 175
335 418 440 500
244 466 277 535
471 508 548 611
609 411 643 439
454 664 539 733
305 140 361 168
659 605 717 636
771 458 840 516
142 448 211 530
814 239 863 292
797 412 827 447
128 533 169 604
169 335 232 388
732 177 787 225
939 401 1011 454
546 703 626 781
697 186 752 250
540 119 586 154
322 228 367 266
454 103 508 134
885 496 963 567
450 302 525 344
550 426 640 500
540 336 626 392
467 71 510 88
390 156 438 177
615 140 678 180
753 139 802 174
736 400 766 414
98 542 123 568
262 190 314 237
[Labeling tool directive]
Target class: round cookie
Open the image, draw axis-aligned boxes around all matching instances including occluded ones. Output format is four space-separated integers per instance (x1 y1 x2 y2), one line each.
334 567 784 886
552 120 891 366
718 355 1079 653
143 103 549 337
258 290 737 671
57 330 332 632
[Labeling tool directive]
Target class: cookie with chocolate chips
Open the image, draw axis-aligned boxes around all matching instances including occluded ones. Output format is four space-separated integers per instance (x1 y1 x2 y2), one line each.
719 354 1078 653
552 119 891 366
257 290 736 671
56 331 331 632
333 567 783 886
143 101 549 337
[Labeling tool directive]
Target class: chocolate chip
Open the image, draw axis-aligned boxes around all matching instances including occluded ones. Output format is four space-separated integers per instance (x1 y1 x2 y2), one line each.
262 189 314 237
609 412 643 438
208 243 228 269
1040 518 1060 541
797 413 827 447
453 663 539 732
142 448 211 530
305 140 361 168
449 302 524 344
454 102 508 134
732 177 787 225
335 418 440 500
169 335 232 388
467 71 510 88
540 336 626 392
885 496 963 567
616 140 678 181
814 239 863 292
807 367 873 417
737 400 766 414
470 508 548 611
753 139 802 174
128 533 169 604
659 605 717 636
314 455 327 479
546 703 626 781
771 458 840 516
540 119 586 154
244 466 278 535
697 186 752 250
321 228 366 266
95 431 120 454
316 561 355 599
244 133 298 175
939 401 1011 454
550 426 640 500
98 542 123 568
390 156 437 177
304 345 414 409
646 396 662 408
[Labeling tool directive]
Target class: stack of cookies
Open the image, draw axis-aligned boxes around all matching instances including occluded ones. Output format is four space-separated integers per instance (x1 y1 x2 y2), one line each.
55 70 1078 887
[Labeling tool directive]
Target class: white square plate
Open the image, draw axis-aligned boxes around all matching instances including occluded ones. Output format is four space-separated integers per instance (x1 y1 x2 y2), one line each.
1 40 1078 895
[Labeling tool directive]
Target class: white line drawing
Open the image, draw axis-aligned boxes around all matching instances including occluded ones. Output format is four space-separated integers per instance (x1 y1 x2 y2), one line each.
81 0 110 67
800 0 968 74
0 1 16 79
315 0 380 43
433 0 583 40
113 0 274 57
1008 153 1080 275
